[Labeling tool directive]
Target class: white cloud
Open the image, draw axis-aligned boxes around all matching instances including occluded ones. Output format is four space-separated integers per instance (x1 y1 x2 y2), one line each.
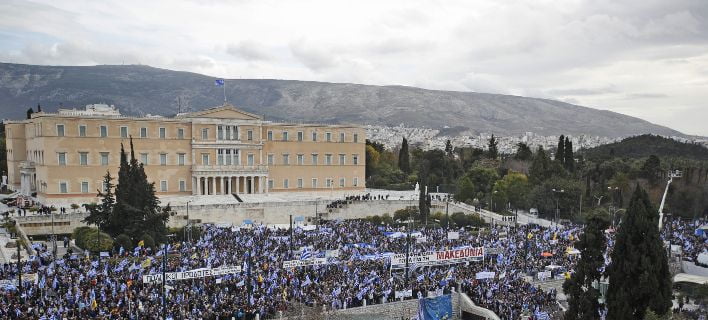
0 0 707 135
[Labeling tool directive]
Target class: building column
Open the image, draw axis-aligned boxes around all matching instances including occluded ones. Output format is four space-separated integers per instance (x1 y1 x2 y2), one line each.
192 177 197 195
259 176 264 194
211 176 216 195
265 176 269 194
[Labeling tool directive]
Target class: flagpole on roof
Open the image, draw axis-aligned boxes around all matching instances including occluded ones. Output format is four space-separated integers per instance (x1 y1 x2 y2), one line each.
223 79 227 104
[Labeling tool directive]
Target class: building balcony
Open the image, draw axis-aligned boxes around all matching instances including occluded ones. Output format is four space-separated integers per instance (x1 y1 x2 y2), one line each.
19 161 36 170
191 164 269 176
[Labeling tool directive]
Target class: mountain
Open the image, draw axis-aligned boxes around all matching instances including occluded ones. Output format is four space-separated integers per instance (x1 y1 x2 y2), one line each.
581 135 708 161
0 62 685 138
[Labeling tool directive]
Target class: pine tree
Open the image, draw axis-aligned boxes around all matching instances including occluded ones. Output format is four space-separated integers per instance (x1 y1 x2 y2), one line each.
564 137 575 172
556 135 565 163
84 171 115 231
563 210 610 320
398 138 410 174
605 185 672 319
26 107 34 119
487 135 499 159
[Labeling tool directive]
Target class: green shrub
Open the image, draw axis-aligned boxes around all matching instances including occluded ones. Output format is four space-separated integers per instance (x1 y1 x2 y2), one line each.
140 234 155 250
114 234 132 251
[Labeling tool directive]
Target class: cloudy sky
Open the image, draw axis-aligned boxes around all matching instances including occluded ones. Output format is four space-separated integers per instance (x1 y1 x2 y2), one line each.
1 0 707 135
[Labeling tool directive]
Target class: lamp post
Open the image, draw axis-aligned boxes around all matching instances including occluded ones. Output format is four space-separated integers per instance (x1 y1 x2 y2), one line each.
162 234 175 320
185 201 191 243
16 239 22 303
552 189 565 226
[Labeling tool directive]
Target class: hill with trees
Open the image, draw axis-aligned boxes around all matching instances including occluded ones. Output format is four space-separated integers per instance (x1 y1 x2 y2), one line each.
581 135 708 161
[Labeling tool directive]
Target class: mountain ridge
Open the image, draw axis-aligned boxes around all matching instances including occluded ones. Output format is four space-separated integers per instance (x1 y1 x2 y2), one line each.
0 62 685 138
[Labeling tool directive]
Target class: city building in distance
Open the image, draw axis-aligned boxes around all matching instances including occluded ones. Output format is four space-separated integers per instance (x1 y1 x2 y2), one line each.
4 103 366 204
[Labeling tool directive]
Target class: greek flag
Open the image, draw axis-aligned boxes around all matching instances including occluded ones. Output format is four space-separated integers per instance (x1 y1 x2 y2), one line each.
534 311 550 320
215 79 225 86
300 247 313 260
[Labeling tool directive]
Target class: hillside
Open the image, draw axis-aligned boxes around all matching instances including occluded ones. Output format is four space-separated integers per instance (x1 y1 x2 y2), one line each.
0 63 685 138
581 135 708 160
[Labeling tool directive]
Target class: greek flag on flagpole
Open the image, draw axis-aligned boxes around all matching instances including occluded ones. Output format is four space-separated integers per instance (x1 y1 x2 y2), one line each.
215 79 225 86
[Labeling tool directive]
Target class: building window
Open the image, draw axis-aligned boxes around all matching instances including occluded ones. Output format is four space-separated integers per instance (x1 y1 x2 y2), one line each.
297 131 303 141
217 126 224 140
160 153 167 166
101 181 109 193
159 127 166 139
202 153 209 165
100 152 109 166
267 131 273 141
59 182 68 194
312 132 317 142
297 178 303 189
325 154 332 165
179 180 186 192
81 181 89 193
57 124 65 137
312 178 318 188
177 128 184 139
353 133 359 143
140 153 148 165
282 131 289 141
140 127 147 138
326 132 332 142
339 154 346 165
201 128 209 140
58 153 67 166
268 179 274 190
79 152 88 166
247 154 254 166
160 180 168 192
340 132 345 142
247 130 253 140
217 149 224 165
283 179 289 189
120 126 128 138
339 178 345 187
225 126 231 140
100 125 108 138
353 177 359 187
79 125 87 137
297 154 304 165
178 153 185 166
267 154 274 165
282 154 289 165
311 154 318 165
326 178 332 188
353 154 359 165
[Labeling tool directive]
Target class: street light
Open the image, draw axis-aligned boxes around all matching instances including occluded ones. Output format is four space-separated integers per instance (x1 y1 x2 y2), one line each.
552 189 565 226
162 234 176 320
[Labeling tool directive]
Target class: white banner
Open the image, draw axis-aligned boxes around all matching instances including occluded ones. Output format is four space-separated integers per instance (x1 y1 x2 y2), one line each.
391 247 484 267
447 232 460 240
282 258 327 269
475 271 496 280
537 271 552 281
416 236 427 243
325 249 340 258
395 289 413 299
142 265 241 284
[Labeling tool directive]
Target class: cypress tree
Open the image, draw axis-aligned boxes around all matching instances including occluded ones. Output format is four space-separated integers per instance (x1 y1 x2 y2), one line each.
605 185 672 319
445 140 453 156
556 135 565 163
26 107 34 119
398 138 410 174
563 211 610 320
529 147 550 184
487 135 499 159
564 137 574 172
37 104 42 112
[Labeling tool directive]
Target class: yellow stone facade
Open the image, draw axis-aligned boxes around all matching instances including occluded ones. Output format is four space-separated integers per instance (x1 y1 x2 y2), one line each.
4 104 366 203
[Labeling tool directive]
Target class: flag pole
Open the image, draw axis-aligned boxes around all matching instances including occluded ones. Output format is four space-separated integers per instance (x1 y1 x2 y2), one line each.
223 79 227 104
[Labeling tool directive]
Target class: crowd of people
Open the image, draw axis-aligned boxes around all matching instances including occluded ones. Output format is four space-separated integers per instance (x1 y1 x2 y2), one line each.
0 214 705 319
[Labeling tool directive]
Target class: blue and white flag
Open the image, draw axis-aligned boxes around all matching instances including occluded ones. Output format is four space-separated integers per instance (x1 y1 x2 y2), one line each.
215 79 225 86
300 247 313 260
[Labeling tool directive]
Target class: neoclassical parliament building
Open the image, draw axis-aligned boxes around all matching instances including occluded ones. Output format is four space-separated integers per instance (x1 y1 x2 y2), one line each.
4 103 366 203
